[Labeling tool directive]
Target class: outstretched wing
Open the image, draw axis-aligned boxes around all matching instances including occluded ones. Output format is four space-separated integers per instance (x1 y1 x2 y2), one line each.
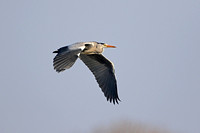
80 54 120 104
53 46 82 72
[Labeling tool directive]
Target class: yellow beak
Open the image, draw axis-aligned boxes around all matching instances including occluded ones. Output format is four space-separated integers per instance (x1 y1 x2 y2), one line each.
105 44 116 48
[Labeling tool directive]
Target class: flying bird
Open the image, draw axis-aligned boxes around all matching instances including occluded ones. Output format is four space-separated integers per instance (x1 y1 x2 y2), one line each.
53 41 120 104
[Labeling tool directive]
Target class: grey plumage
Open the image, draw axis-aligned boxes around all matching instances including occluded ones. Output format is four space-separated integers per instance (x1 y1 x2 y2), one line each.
53 41 120 104
53 48 81 72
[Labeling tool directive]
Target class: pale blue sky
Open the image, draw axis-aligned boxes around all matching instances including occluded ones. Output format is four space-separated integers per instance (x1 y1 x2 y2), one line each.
0 0 200 133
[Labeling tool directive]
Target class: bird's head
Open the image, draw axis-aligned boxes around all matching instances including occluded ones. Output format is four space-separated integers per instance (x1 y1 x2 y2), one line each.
82 42 116 54
97 42 116 48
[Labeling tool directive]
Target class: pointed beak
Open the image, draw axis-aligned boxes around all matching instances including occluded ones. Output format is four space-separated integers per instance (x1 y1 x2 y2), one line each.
105 44 116 48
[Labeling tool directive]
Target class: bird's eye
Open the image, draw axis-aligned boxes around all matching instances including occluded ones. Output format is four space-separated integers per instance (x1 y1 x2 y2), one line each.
98 43 104 45
85 44 91 47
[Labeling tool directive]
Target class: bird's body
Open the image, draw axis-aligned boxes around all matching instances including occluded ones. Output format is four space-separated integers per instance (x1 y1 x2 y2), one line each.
53 41 120 104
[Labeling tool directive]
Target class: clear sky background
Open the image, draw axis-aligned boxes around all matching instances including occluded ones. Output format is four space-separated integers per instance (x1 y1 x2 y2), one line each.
0 0 200 133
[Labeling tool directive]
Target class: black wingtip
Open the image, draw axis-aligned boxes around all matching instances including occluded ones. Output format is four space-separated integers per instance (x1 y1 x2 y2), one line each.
114 98 121 105
53 50 58 53
107 97 121 105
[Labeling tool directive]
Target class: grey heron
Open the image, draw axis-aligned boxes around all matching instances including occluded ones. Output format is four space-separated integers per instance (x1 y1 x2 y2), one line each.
53 41 120 104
